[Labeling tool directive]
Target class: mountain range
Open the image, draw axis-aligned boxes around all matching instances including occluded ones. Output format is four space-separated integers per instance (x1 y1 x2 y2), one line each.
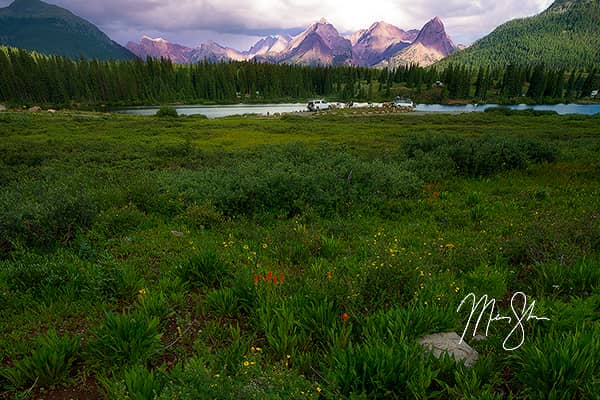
0 0 135 60
126 17 458 67
2 0 595 69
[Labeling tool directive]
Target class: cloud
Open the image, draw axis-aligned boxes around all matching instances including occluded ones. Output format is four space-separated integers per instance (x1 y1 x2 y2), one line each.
0 0 555 49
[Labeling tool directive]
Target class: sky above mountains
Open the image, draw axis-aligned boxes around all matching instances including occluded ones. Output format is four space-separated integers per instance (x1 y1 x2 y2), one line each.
0 0 554 49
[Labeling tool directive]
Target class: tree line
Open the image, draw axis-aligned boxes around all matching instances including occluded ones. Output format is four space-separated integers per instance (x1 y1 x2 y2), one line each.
0 46 597 107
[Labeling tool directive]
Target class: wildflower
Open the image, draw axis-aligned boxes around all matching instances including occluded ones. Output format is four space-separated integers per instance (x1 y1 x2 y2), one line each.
177 326 182 337
279 272 284 284
266 271 272 282
262 243 268 249
454 286 460 293
445 243 455 249
341 312 349 321
327 271 333 280
286 354 291 359
253 274 260 285
243 361 250 367
316 387 322 393
243 244 249 250
138 288 147 297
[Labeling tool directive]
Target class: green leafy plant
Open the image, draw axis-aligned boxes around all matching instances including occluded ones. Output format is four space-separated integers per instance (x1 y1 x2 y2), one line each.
204 288 241 318
1 330 80 388
178 249 231 288
327 337 437 398
124 366 165 400
137 290 173 326
87 311 163 368
512 327 600 399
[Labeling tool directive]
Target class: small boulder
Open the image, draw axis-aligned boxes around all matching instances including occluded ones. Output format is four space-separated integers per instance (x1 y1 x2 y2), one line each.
29 106 42 112
47 109 57 113
0 104 7 112
171 230 184 237
418 332 478 367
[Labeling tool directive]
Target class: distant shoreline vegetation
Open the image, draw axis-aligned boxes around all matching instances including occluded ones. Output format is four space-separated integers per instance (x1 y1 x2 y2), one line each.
0 46 598 109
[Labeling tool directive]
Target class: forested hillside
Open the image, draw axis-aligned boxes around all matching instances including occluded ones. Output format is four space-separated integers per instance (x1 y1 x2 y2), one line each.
443 0 600 68
0 0 135 60
0 46 597 106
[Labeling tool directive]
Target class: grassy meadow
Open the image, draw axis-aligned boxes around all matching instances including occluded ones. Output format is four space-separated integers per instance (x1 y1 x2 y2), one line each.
0 110 599 399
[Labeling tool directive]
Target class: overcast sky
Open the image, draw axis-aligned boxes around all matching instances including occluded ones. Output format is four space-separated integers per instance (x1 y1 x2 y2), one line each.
0 0 555 49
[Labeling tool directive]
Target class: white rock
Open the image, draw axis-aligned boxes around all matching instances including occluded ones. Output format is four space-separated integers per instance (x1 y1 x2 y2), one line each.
0 104 6 112
418 332 479 367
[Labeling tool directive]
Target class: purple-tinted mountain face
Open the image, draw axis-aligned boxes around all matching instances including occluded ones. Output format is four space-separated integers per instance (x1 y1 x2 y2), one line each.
412 16 457 56
351 21 415 66
376 17 458 68
126 36 195 64
127 16 457 67
279 18 353 66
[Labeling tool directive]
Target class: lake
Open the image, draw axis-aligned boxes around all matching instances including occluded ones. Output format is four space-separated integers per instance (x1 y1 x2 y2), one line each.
117 103 600 118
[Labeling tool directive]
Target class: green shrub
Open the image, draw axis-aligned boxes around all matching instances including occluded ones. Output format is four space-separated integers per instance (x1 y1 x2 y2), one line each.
94 203 147 237
0 179 97 249
1 330 80 388
356 263 412 310
124 366 165 400
87 311 163 368
157 357 319 399
256 299 310 360
327 337 436 398
137 290 173 326
363 305 457 342
109 264 146 302
165 146 423 217
530 257 600 297
512 327 600 399
484 107 558 116
155 106 178 118
205 288 240 318
402 134 558 177
182 202 224 229
177 249 231 288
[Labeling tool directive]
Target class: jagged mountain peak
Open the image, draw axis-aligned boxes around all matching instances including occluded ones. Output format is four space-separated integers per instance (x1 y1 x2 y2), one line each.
413 16 456 56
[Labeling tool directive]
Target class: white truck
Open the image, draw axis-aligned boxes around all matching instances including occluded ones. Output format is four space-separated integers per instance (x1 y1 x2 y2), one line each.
393 97 415 108
307 99 330 112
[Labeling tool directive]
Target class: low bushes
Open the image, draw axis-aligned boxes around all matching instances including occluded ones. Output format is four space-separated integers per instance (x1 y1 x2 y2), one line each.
404 134 558 177
155 106 178 118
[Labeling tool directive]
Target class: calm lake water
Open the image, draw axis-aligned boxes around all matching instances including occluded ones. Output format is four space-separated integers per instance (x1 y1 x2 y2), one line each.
117 103 600 118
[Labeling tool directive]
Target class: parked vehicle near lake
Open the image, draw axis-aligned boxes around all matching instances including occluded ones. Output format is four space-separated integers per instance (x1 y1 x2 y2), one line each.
393 97 415 108
307 99 330 111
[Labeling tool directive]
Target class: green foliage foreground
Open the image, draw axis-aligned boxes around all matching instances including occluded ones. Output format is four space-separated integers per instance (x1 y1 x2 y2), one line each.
0 111 599 398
